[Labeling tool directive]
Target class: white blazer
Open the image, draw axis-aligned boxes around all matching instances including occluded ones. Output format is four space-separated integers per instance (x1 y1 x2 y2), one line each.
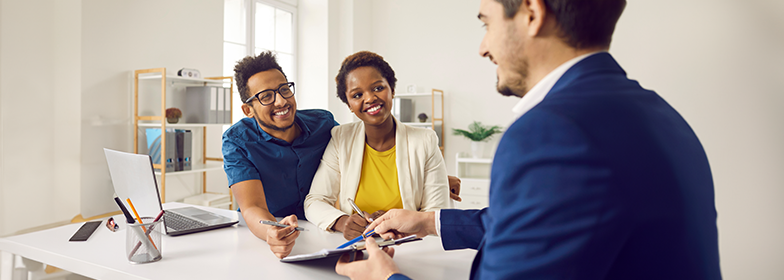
304 117 450 231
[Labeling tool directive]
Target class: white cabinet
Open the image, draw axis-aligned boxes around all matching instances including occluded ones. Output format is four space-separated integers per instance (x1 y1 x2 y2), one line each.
453 154 492 209
132 68 234 208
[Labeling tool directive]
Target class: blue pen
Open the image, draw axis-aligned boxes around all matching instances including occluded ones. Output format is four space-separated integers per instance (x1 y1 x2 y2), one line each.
337 229 375 249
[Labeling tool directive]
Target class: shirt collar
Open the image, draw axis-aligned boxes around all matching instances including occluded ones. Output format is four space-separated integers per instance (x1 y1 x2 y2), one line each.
511 51 604 121
254 113 310 144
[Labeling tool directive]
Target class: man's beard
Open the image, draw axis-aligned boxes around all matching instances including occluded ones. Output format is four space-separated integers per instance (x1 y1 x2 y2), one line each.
496 58 529 97
252 106 295 132
257 116 295 132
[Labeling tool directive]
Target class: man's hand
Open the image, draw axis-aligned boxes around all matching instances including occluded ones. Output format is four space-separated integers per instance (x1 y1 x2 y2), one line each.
336 213 371 240
448 175 462 201
265 215 300 259
335 237 400 280
365 209 437 240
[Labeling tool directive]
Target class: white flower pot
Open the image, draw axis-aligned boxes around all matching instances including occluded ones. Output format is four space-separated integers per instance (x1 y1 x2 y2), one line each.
471 141 483 159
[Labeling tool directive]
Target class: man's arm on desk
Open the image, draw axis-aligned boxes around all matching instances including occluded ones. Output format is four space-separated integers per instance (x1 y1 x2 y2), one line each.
232 179 300 259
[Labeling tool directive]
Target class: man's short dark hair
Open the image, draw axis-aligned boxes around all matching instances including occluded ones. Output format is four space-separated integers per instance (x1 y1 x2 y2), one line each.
335 51 397 105
495 0 626 49
234 51 287 102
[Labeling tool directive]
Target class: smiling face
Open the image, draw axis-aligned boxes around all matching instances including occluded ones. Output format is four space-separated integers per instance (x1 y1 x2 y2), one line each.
478 0 530 97
242 69 297 133
344 66 395 127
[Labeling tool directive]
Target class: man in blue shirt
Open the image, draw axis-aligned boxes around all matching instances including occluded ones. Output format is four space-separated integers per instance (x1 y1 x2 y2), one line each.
222 51 336 258
223 51 463 259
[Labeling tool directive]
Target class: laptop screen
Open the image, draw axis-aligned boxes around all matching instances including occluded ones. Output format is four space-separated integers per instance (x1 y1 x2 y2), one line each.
104 148 164 219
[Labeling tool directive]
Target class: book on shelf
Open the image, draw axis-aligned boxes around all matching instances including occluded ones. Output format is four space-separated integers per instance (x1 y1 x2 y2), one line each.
145 128 192 172
175 129 192 171
183 86 230 124
145 128 176 172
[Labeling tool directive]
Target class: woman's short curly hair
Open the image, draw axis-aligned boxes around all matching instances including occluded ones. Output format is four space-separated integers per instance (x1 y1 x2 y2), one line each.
234 51 287 102
335 51 397 105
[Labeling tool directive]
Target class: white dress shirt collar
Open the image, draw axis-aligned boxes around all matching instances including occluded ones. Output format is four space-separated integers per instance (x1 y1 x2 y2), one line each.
510 51 604 121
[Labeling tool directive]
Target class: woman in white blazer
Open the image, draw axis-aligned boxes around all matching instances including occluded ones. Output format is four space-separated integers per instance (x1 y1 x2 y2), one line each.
304 51 450 239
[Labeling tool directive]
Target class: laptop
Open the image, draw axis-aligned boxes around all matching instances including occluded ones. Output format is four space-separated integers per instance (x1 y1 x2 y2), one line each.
104 148 238 236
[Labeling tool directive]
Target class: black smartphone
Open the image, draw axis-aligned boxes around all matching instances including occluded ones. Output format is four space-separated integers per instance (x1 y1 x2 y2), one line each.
69 221 102 242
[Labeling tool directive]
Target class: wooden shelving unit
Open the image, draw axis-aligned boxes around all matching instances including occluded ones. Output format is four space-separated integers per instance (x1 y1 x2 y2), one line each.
395 89 445 153
132 68 234 208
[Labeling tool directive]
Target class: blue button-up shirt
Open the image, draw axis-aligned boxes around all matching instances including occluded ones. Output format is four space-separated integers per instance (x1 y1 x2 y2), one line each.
222 109 338 219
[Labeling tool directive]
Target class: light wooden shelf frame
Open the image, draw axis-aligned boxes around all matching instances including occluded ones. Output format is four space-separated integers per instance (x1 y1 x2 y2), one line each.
133 68 235 208
396 89 445 154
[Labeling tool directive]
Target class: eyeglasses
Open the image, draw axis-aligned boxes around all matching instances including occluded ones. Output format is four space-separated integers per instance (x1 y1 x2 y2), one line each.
244 82 295 106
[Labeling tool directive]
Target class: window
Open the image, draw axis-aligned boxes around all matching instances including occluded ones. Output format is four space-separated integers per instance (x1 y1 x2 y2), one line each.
224 0 297 123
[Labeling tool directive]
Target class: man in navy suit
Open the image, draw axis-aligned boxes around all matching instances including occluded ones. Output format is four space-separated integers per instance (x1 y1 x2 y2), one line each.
335 0 722 279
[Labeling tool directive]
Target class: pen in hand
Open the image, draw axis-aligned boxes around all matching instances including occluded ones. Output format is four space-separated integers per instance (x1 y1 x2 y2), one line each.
260 220 307 232
337 229 375 249
347 198 371 222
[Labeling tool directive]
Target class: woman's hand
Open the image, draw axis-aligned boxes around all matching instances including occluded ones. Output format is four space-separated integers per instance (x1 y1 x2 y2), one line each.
369 210 386 221
448 175 462 201
335 213 372 240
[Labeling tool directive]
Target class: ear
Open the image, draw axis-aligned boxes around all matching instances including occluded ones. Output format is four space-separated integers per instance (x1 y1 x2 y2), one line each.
241 103 254 117
518 0 548 37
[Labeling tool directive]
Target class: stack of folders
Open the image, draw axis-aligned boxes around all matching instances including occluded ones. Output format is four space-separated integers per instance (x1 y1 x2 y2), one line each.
146 128 192 172
183 86 232 124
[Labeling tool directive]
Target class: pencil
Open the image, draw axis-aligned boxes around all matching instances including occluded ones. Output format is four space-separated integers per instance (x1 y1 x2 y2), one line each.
126 198 158 250
129 210 165 257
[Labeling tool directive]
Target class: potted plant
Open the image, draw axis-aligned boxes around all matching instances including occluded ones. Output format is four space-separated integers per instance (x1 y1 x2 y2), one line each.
418 113 428 123
165 107 182 123
452 121 503 158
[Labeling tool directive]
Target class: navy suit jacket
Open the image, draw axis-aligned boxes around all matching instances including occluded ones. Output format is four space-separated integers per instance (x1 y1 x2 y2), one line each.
436 53 722 280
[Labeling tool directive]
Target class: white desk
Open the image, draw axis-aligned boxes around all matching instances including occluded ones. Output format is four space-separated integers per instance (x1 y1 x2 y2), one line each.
0 203 476 279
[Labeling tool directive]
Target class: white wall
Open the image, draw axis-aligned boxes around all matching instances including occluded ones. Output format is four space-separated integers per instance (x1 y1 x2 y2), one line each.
80 0 225 217
0 0 225 236
0 0 82 236
612 1 784 279
298 0 365 124
365 0 509 173
338 0 784 278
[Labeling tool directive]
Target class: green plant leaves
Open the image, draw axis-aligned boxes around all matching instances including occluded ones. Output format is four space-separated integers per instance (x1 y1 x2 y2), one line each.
452 121 502 142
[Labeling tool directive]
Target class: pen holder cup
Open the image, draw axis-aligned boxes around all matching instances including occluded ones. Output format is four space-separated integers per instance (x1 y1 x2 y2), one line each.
126 217 163 264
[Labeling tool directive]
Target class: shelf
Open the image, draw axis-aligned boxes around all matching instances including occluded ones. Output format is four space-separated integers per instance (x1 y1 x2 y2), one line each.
138 74 230 85
402 122 440 127
456 156 493 164
138 122 231 128
395 92 442 98
154 161 224 176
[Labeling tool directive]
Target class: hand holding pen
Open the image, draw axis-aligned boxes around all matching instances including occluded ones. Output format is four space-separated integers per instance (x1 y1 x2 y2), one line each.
334 199 385 241
263 214 301 259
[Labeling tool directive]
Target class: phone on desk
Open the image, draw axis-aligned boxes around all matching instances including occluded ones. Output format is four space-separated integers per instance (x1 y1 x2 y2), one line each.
69 221 102 242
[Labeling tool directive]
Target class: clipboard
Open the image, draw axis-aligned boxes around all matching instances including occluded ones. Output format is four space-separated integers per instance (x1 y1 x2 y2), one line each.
281 235 422 263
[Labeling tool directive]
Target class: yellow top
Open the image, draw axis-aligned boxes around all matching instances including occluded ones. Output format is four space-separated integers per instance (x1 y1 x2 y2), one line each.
354 143 403 214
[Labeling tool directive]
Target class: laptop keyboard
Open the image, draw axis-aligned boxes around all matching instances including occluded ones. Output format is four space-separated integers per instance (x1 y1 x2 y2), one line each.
164 211 209 231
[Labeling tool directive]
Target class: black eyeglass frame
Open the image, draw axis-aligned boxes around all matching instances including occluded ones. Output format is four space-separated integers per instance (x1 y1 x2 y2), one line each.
244 82 295 106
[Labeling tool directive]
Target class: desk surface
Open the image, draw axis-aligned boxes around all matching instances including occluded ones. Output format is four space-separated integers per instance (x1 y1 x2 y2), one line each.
0 203 476 280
